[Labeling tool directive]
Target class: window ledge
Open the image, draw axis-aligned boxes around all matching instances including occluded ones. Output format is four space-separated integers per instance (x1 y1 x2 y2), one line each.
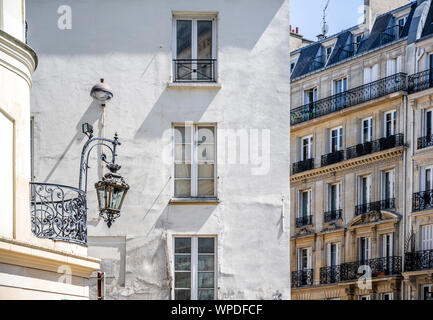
169 198 220 205
167 81 222 89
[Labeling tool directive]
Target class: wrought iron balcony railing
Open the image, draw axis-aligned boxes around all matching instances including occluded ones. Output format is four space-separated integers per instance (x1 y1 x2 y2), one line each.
320 256 401 284
346 134 404 160
321 150 345 167
290 73 407 125
355 198 395 216
412 189 433 212
292 158 314 175
324 209 343 223
30 182 87 245
405 250 433 272
291 269 314 288
417 135 433 150
408 69 433 94
173 59 216 82
296 215 313 228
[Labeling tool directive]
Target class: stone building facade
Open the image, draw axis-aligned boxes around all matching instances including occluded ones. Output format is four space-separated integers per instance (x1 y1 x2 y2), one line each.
290 0 433 300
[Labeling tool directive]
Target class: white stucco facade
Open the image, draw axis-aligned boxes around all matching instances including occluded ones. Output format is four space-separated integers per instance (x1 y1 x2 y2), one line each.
27 0 291 300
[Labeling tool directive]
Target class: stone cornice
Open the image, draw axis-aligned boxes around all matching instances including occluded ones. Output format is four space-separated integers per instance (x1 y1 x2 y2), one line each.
291 146 405 184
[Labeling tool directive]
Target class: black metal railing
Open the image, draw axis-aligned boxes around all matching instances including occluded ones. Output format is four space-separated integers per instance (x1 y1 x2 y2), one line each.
173 59 216 82
320 256 402 284
346 134 404 160
324 209 343 223
290 73 407 125
292 158 314 175
296 215 313 228
417 135 433 150
405 250 433 272
30 182 87 245
291 269 314 288
355 198 395 216
321 150 345 167
412 189 433 212
408 69 433 94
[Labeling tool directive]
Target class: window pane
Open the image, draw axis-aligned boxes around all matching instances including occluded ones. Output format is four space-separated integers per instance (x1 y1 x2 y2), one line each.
177 20 192 59
198 238 215 253
175 144 191 162
198 144 215 161
175 289 191 300
198 272 214 288
175 238 191 253
198 179 214 196
198 164 214 178
198 127 215 144
198 255 214 271
175 164 191 178
175 180 191 197
175 272 191 288
198 289 214 300
175 255 191 271
174 127 191 144
197 21 212 59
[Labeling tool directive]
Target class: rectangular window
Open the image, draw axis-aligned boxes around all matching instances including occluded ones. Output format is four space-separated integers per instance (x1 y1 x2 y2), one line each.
425 109 433 137
174 236 216 300
363 64 378 84
359 175 372 205
421 224 433 251
299 189 311 218
334 78 347 94
382 233 393 258
326 242 341 266
421 284 433 300
298 247 312 271
359 237 371 262
173 124 216 198
328 183 341 211
304 87 318 105
421 167 433 191
326 47 333 61
386 57 402 77
362 117 373 143
301 135 313 161
382 293 394 300
382 170 395 200
355 34 363 51
384 110 396 137
173 16 216 81
330 127 343 153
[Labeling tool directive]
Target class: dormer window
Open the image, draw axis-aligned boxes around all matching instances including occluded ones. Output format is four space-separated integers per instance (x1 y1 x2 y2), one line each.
397 16 407 29
354 34 363 51
326 46 333 61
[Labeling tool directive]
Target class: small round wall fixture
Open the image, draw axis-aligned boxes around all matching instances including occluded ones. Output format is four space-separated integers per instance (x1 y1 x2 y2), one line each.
90 78 113 105
95 163 129 228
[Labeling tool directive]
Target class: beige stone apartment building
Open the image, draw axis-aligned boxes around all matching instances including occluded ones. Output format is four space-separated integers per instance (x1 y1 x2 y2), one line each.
290 0 433 300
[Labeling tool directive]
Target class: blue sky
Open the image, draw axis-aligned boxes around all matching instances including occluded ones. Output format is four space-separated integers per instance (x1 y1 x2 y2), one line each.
291 0 364 41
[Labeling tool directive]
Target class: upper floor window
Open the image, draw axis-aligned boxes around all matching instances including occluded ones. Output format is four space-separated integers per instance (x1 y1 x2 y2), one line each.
382 233 394 259
298 247 312 271
384 110 396 137
327 183 341 212
424 108 433 138
291 61 296 74
173 124 216 198
304 87 318 105
326 242 341 267
363 64 378 84
382 170 395 201
421 284 433 300
421 166 433 192
301 135 313 161
173 16 216 82
358 175 372 205
329 126 343 153
354 34 363 51
397 16 407 29
333 77 347 94
358 237 371 262
386 57 402 77
299 189 312 218
326 46 333 62
421 224 433 251
362 117 373 143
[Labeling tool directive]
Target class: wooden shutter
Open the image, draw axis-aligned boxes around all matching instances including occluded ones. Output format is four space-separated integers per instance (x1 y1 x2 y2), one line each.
421 224 433 251
372 64 379 82
364 67 371 84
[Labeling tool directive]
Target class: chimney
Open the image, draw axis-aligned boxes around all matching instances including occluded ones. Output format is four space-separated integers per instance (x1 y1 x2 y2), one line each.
364 0 410 31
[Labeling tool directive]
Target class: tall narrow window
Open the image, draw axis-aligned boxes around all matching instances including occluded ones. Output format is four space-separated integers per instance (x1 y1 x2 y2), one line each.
425 109 433 138
173 17 216 81
421 167 433 191
301 136 313 161
421 224 433 251
326 47 333 62
328 183 341 211
298 248 312 271
330 127 343 153
299 189 312 218
359 175 372 205
384 110 396 137
382 170 395 201
382 234 393 258
304 88 318 105
363 64 378 84
174 124 216 198
334 78 347 94
421 284 433 300
355 34 363 51
174 236 216 300
359 237 371 262
362 117 373 143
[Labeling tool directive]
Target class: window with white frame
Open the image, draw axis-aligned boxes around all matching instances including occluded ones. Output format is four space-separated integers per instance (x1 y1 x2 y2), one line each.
421 284 433 300
298 247 312 271
359 175 372 205
421 166 433 192
384 110 396 138
421 224 433 251
382 170 395 201
173 236 216 300
173 124 216 198
424 108 433 138
328 183 341 212
359 237 371 262
330 126 343 153
354 34 363 51
303 87 318 105
382 233 394 270
326 46 333 62
301 135 313 161
172 16 216 81
362 117 373 143
327 242 341 267
386 57 402 77
363 64 378 84
333 78 347 94
299 189 312 218
382 292 394 300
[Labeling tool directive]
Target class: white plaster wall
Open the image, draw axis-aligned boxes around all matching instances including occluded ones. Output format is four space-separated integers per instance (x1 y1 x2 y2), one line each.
27 0 291 299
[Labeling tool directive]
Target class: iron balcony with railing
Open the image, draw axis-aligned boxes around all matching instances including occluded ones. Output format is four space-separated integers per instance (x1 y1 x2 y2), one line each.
412 189 433 212
292 158 314 175
355 198 395 216
320 256 402 285
408 69 433 94
173 59 217 82
405 250 433 272
296 215 313 228
417 135 433 150
290 73 407 125
321 150 345 167
346 134 405 160
291 269 314 288
324 209 343 223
